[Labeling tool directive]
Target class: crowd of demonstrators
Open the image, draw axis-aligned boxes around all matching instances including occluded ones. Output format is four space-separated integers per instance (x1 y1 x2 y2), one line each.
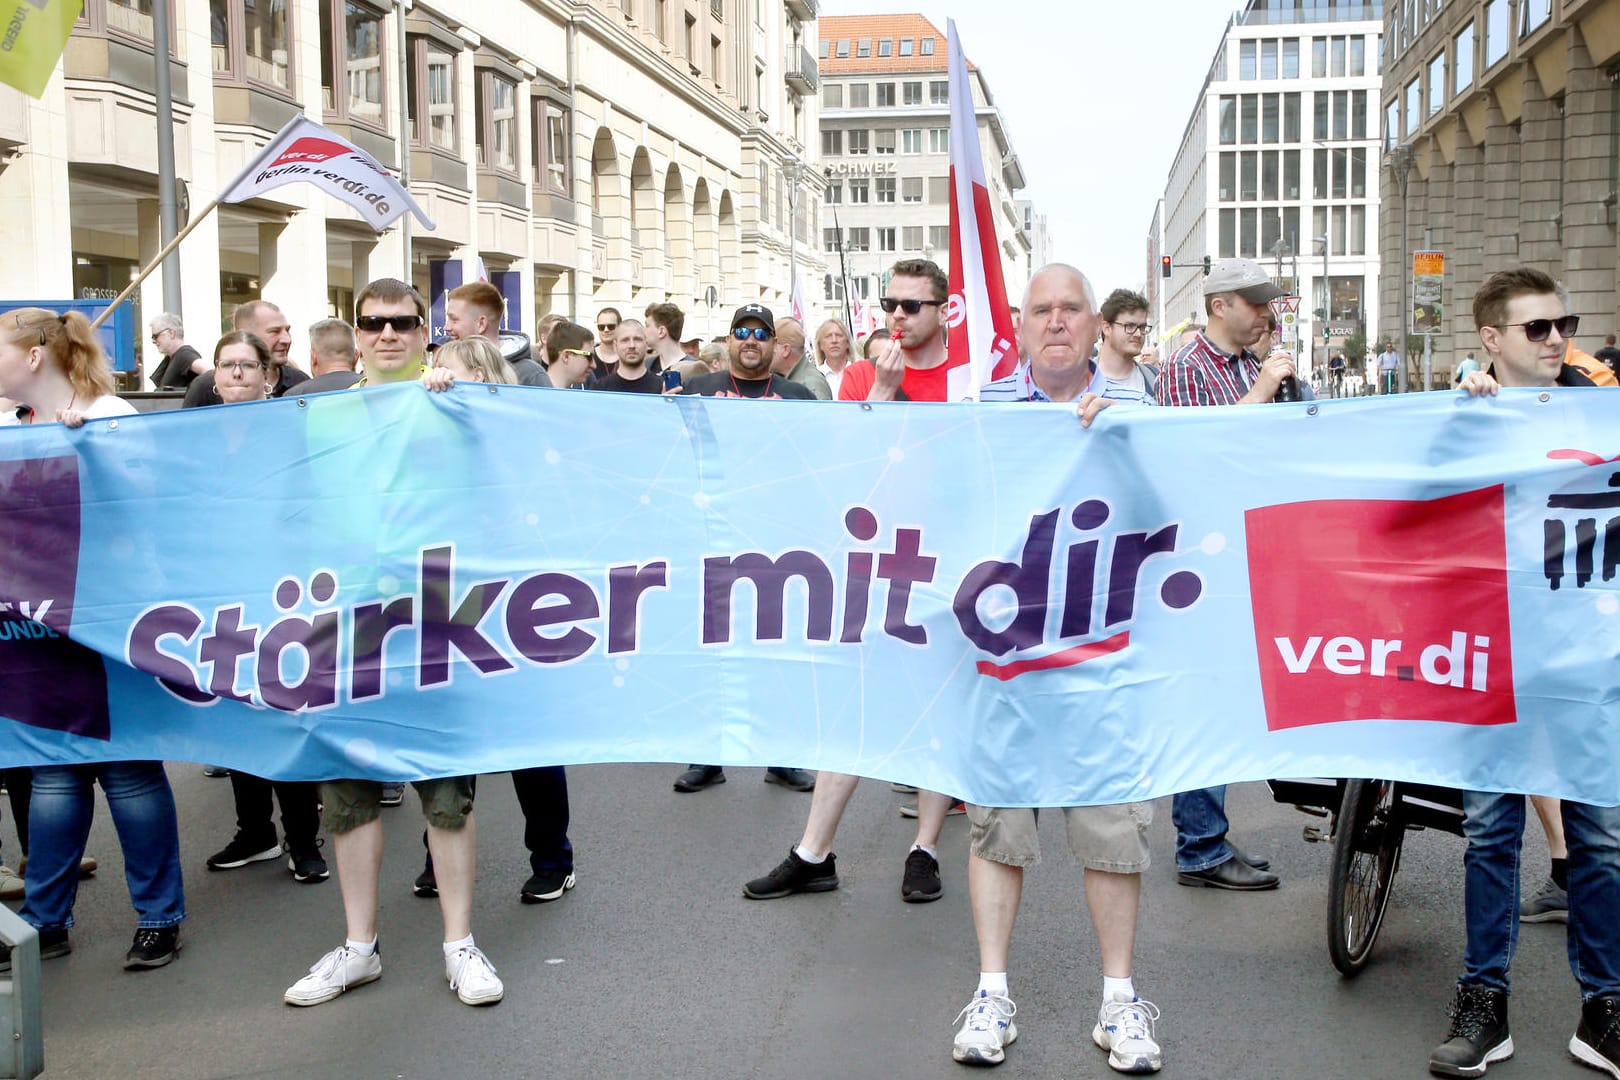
3 259 1617 1080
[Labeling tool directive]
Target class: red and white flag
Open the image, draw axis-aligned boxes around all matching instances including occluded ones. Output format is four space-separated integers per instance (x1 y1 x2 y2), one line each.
944 19 1018 401
219 114 434 232
850 293 876 337
789 268 807 325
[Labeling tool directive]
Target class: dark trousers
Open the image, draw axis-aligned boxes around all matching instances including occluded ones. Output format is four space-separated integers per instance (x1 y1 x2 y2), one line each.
2 768 31 860
229 772 320 848
511 767 573 874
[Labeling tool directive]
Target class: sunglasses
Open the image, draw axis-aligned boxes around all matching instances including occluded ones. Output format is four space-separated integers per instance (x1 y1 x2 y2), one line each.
558 348 592 360
355 314 424 333
598 323 619 332
731 326 772 341
880 298 946 315
1494 315 1579 342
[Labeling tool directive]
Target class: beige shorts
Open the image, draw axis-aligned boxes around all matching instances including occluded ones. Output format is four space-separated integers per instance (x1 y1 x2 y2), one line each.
967 802 1152 873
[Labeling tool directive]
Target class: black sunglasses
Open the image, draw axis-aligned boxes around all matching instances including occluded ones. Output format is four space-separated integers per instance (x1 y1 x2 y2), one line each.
598 322 619 332
1494 315 1579 342
880 298 946 315
355 314 424 333
731 326 772 341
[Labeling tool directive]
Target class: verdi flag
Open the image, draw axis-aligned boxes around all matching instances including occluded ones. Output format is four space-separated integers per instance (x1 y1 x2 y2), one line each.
0 0 82 97
944 19 1018 401
219 113 435 231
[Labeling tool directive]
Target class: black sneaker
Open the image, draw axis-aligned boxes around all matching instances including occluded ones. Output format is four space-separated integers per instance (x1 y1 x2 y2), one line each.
1429 983 1512 1077
287 839 329 884
901 848 943 903
206 832 281 871
520 869 577 904
673 765 726 793
1571 995 1620 1078
743 849 838 900
763 767 816 792
413 851 437 899
124 926 181 970
0 929 71 974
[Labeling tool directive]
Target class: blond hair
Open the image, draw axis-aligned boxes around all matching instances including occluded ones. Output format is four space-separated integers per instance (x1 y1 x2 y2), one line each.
434 336 518 384
2 308 115 400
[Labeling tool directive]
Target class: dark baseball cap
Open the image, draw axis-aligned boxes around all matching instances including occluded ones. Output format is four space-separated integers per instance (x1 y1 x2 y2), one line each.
1203 259 1286 304
730 303 775 335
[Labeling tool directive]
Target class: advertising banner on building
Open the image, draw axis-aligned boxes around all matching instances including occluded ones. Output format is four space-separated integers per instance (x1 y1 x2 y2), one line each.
1 389 1616 807
0 0 81 98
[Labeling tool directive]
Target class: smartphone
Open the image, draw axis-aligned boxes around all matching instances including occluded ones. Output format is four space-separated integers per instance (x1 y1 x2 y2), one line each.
662 370 683 391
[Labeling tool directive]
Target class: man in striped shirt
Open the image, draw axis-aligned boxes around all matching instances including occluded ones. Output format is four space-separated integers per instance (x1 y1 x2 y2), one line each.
1158 259 1290 892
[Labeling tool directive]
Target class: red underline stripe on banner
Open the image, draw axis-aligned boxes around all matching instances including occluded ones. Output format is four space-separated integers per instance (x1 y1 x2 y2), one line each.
974 631 1132 682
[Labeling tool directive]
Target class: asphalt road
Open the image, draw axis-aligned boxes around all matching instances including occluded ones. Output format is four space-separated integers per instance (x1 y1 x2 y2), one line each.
16 765 1599 1080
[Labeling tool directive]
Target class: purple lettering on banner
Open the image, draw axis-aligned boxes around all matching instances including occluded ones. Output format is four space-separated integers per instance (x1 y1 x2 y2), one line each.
0 456 111 740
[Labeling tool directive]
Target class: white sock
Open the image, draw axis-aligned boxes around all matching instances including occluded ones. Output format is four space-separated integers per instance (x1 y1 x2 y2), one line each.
442 934 474 956
794 845 827 864
978 972 1009 997
1103 975 1135 1002
911 843 938 859
345 937 377 956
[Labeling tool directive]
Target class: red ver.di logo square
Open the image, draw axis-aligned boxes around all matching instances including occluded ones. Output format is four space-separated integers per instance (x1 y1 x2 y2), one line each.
1245 486 1516 731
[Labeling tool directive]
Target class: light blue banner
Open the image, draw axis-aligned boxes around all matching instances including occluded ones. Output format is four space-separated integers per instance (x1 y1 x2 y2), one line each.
1 385 1617 807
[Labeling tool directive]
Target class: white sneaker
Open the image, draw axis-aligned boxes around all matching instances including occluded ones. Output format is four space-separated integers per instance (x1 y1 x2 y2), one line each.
1093 994 1162 1073
446 944 504 1006
284 944 381 1007
952 990 1018 1065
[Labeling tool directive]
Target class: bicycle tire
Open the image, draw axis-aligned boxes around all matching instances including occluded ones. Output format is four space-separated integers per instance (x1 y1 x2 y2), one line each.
1326 779 1404 977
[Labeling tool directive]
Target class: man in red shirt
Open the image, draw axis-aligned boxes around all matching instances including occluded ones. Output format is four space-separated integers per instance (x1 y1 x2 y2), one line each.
837 258 952 403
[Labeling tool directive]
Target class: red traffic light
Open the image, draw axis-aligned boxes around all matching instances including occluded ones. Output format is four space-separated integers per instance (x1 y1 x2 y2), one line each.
1161 255 1172 278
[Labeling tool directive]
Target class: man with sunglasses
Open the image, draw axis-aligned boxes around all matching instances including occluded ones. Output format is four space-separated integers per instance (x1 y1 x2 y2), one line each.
283 278 503 1011
1427 266 1618 1079
837 258 951 403
1158 259 1290 894
592 307 622 381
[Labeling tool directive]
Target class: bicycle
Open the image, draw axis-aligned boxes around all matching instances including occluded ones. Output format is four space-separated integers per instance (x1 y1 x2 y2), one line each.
1269 778 1465 977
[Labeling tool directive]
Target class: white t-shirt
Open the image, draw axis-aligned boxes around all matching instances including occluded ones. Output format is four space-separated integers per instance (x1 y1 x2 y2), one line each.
81 394 139 420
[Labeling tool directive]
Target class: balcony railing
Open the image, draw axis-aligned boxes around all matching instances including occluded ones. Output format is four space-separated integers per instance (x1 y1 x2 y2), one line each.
1235 2 1381 25
786 45 818 95
785 0 818 21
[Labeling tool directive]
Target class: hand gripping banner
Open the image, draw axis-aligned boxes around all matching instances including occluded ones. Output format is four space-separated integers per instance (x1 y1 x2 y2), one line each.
0 388 1617 807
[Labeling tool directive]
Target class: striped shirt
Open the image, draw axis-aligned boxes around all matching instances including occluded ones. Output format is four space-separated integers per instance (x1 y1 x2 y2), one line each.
1159 332 1258 407
981 360 1158 405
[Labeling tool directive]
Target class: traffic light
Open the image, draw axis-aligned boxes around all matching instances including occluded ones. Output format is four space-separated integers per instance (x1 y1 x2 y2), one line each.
1322 326 1331 343
1202 255 1211 276
1161 255 1172 279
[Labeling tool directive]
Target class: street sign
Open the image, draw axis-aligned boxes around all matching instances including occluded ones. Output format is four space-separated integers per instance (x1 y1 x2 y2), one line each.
1412 250 1444 334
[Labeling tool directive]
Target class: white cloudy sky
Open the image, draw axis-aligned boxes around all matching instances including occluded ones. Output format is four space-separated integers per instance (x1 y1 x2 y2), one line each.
822 0 1241 296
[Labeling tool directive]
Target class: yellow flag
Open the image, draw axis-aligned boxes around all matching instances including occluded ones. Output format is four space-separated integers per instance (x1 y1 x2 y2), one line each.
0 0 83 98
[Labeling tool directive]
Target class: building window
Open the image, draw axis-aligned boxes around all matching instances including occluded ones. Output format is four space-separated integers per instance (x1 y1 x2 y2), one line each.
1240 39 1257 79
1219 152 1236 201
928 224 949 250
856 38 870 57
1427 53 1444 117
1484 0 1508 67
928 176 949 203
1283 149 1299 198
898 38 912 56
849 83 869 108
1521 0 1551 37
1262 150 1278 200
1219 96 1237 144
823 83 842 108
876 177 895 203
823 227 840 250
406 40 456 150
876 82 896 107
1262 95 1279 143
1219 208 1236 259
849 179 869 204
878 227 897 252
902 177 923 203
1240 207 1256 257
1284 93 1300 142
930 80 947 104
903 81 922 105
1314 92 1329 140
1351 90 1366 139
320 1 384 127
835 39 849 58
1404 77 1420 135
1313 148 1327 199
1454 24 1475 95
877 38 891 57
822 129 843 155
848 129 869 155
825 181 842 204
1261 39 1278 79
929 127 948 154
1311 36 1326 78
1350 147 1366 197
901 128 923 153
875 128 896 154
105 0 156 40
1333 89 1348 139
847 227 870 251
1282 39 1298 79
684 12 696 62
477 70 518 174
1384 98 1398 151
530 98 570 194
1331 35 1346 77
902 225 923 249
1241 95 1257 143
211 0 293 91
919 38 934 56
711 36 722 82
1241 151 1257 200
1350 36 1364 76
655 0 668 42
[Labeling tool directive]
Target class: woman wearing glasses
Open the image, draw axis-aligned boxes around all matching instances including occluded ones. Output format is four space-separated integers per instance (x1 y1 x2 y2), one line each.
211 331 275 404
0 308 187 974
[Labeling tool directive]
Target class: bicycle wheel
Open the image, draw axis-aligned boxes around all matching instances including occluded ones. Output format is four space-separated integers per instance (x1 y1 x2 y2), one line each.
1327 779 1404 977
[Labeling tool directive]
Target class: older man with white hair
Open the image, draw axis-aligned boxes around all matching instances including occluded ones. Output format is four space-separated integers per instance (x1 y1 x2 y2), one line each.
953 263 1162 1074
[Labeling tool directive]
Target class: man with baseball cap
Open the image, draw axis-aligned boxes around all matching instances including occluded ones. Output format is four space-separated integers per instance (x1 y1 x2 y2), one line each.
1155 257 1296 892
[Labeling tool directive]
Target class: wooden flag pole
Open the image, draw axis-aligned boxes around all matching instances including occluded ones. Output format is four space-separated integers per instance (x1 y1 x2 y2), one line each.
89 196 223 329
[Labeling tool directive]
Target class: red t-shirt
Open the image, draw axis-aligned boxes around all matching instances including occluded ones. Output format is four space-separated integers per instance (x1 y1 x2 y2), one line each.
835 358 951 402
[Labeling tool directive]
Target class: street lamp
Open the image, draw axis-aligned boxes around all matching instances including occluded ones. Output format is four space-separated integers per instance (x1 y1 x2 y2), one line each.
783 160 804 311
1387 143 1415 392
1313 234 1329 369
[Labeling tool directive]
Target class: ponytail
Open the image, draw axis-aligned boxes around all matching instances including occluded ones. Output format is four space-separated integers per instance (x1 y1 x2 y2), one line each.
2 307 115 401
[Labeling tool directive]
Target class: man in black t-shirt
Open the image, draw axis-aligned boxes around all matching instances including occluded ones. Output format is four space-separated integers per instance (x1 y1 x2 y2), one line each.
149 313 206 389
681 304 815 400
672 303 815 795
590 319 664 393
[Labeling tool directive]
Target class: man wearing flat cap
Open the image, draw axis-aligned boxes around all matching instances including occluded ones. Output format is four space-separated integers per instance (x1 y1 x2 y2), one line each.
1156 257 1297 893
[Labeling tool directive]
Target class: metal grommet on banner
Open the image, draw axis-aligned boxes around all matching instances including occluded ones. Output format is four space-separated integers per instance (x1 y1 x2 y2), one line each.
107 420 118 431
1306 404 1319 417
1539 392 1551 403
861 403 873 412
488 386 498 395
297 398 308 408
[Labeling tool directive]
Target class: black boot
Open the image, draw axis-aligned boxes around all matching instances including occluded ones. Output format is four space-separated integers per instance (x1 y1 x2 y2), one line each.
1571 995 1620 1077
1429 983 1512 1077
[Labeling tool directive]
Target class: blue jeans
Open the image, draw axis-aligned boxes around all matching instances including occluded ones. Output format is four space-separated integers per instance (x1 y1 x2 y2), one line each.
20 762 185 932
1173 786 1232 871
1460 792 1620 998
